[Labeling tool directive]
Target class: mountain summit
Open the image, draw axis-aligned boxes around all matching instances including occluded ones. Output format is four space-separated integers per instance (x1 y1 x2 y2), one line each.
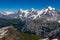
46 6 55 10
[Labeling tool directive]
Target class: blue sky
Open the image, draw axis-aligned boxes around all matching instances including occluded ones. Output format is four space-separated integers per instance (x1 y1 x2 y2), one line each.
0 0 60 11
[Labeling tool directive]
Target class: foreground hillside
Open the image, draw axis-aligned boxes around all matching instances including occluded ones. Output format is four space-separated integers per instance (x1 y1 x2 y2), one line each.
0 26 42 40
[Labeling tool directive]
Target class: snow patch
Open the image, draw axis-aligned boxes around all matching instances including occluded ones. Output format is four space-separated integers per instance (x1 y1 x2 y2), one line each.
58 20 60 23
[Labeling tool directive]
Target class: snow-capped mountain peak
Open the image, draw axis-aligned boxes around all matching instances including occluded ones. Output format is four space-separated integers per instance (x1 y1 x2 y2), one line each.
19 8 24 13
5 11 15 15
12 6 60 20
40 6 56 15
47 6 55 10
31 8 35 10
48 6 53 10
0 11 15 15
29 8 35 12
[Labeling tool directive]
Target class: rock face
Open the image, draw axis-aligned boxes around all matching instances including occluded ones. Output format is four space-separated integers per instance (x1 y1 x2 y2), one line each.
0 27 8 38
0 26 22 40
23 19 60 38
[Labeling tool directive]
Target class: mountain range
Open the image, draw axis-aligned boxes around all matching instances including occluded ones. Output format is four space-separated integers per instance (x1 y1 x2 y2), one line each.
0 6 60 21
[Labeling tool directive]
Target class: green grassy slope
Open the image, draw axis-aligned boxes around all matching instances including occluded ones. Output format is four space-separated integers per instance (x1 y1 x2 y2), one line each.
20 32 42 40
1 32 42 40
